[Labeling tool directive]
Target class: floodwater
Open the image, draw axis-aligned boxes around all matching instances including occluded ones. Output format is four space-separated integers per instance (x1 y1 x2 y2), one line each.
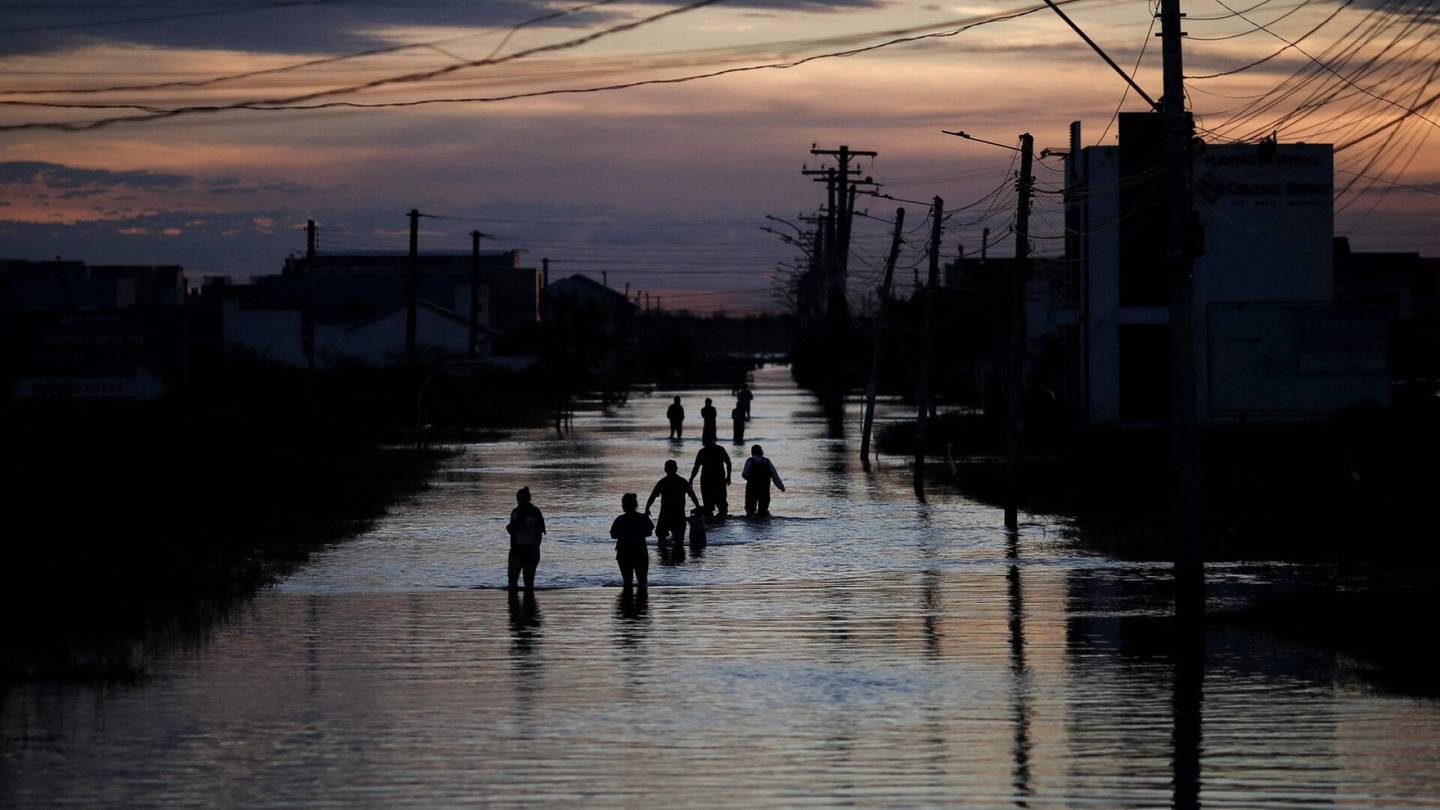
5 366 1440 807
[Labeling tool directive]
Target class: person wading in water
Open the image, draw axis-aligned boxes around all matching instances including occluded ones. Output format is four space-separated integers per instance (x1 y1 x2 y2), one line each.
700 397 718 443
646 459 700 547
505 486 546 592
666 396 685 440
741 445 785 517
689 436 732 519
610 493 653 591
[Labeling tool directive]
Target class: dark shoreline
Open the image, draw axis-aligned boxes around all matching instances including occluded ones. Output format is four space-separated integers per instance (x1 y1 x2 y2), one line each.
0 361 547 684
875 407 1440 698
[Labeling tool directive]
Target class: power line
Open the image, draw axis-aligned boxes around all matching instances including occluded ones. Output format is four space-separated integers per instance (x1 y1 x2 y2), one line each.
0 0 331 37
0 0 623 97
1206 0 1440 132
0 0 1106 130
1186 0 1353 79
0 0 725 132
1095 10 1157 146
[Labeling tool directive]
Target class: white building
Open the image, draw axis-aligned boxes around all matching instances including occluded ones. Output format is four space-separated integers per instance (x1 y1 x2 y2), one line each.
223 298 491 368
1069 115 1388 425
314 300 487 367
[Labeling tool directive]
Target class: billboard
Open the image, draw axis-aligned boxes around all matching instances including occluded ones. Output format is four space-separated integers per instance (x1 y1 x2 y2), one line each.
1207 303 1388 418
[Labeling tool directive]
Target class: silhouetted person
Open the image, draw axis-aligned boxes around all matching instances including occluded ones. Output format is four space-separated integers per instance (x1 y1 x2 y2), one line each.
732 405 745 445
737 384 754 420
610 492 653 591
700 397 718 443
505 486 546 592
646 459 699 547
689 437 732 519
667 396 685 439
741 444 785 517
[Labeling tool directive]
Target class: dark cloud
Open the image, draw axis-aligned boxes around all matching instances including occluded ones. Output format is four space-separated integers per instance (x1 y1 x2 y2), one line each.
0 161 190 190
0 0 881 57
0 161 310 197
204 177 310 195
0 209 306 273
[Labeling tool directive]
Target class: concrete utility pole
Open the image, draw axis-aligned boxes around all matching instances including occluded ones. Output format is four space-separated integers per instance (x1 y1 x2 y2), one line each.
915 196 943 499
861 207 906 471
1160 0 1203 617
406 208 420 369
1006 134 1035 531
305 219 316 261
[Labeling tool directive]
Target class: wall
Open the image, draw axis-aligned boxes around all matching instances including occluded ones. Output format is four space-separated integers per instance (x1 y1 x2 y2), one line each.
221 300 306 368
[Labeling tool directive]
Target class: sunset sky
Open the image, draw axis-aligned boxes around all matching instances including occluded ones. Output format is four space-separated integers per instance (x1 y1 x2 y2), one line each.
2 0 1436 312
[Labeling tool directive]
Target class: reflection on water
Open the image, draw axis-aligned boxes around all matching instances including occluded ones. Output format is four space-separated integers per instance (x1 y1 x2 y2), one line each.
4 367 1440 807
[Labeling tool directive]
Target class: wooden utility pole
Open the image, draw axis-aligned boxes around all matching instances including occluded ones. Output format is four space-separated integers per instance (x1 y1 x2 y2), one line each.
915 196 943 498
824 170 837 283
1006 134 1035 531
860 207 906 471
469 231 484 358
406 208 420 369
1160 0 1203 616
803 147 878 323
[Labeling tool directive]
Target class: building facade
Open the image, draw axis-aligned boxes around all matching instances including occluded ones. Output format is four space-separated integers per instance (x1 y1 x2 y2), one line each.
1068 114 1388 425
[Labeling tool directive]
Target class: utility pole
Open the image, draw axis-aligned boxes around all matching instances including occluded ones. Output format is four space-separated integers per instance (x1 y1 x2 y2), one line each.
824 170 837 284
803 146 878 322
915 196 943 499
1006 134 1035 531
982 227 990 262
1160 0 1203 617
406 208 419 369
861 207 906 471
542 257 550 289
469 230 490 359
305 219 316 261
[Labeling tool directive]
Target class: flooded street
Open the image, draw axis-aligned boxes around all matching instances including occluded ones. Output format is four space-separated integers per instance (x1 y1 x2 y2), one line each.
4 366 1440 807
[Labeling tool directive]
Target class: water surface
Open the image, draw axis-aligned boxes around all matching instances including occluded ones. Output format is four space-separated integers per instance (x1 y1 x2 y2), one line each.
5 367 1439 807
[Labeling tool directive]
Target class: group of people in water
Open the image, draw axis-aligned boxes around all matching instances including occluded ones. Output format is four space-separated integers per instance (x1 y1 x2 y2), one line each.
504 384 781 593
667 383 753 444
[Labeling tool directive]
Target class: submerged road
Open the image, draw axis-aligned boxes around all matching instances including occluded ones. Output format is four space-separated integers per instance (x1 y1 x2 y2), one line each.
4 366 1440 807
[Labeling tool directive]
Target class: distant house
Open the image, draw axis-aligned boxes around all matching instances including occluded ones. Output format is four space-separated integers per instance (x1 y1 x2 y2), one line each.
221 296 493 368
1 260 188 399
1 260 186 310
314 299 491 367
1334 237 1440 318
208 245 537 368
542 273 637 334
279 249 540 336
